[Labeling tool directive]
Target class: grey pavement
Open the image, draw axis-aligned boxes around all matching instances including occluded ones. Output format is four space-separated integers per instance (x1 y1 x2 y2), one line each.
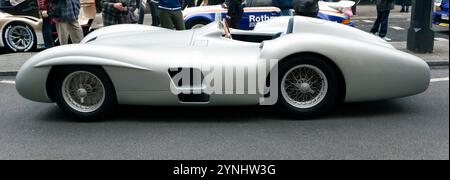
0 68 448 160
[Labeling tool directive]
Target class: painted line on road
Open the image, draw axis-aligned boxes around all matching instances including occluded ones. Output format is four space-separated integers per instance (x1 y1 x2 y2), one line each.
362 20 374 23
390 26 405 30
0 80 15 85
431 77 449 83
434 38 449 42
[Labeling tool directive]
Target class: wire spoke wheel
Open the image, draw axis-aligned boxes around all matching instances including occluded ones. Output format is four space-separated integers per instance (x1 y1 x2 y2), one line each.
281 64 328 109
62 71 106 113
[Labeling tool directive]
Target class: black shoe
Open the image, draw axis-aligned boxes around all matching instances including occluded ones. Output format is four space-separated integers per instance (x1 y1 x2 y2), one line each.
400 8 405 12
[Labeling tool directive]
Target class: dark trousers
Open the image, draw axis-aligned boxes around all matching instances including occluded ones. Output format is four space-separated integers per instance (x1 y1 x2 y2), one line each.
159 9 185 30
229 15 242 29
400 0 410 12
370 10 390 37
150 1 160 26
42 18 55 48
138 0 160 26
138 3 145 24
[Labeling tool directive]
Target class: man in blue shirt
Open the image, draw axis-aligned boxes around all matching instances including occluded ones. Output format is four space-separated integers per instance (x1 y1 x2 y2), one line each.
158 0 185 30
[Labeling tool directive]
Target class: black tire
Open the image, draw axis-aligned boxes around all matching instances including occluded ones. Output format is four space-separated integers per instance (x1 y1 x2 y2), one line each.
52 66 116 121
2 22 36 52
186 19 209 29
277 56 341 119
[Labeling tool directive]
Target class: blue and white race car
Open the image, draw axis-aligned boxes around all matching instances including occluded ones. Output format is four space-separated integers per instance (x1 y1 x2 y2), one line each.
183 1 355 30
434 0 449 27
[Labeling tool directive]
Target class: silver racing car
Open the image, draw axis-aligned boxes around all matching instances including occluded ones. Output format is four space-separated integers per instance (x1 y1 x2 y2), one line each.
16 16 431 120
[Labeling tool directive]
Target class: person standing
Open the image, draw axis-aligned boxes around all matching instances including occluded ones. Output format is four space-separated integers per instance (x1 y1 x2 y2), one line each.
226 0 243 29
120 0 139 24
38 0 55 48
293 0 319 18
138 0 147 24
52 0 84 45
370 0 395 41
399 0 411 13
101 0 129 26
158 0 185 30
273 0 293 16
150 0 160 26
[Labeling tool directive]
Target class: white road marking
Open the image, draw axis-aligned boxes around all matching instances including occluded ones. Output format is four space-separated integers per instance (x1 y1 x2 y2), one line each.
362 20 375 23
434 38 449 42
362 20 374 23
431 77 449 83
390 26 405 30
0 80 15 85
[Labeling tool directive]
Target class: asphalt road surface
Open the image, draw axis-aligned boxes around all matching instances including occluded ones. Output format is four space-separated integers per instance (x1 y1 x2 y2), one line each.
0 68 448 160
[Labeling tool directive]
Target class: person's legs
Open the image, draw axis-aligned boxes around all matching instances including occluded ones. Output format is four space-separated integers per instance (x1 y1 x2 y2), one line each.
370 10 383 34
171 10 186 30
138 3 145 24
56 22 69 45
231 16 242 29
67 20 84 44
400 0 406 12
379 10 390 38
150 1 160 26
42 18 54 48
352 0 357 15
159 10 175 29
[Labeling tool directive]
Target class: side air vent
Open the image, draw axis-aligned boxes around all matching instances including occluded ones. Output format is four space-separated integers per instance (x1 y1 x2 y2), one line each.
178 93 210 103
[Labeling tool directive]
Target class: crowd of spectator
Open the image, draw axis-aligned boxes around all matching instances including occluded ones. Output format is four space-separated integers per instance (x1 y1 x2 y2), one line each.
0 0 405 48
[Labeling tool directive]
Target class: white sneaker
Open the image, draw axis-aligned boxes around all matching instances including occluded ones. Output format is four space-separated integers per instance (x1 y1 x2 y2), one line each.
381 36 392 41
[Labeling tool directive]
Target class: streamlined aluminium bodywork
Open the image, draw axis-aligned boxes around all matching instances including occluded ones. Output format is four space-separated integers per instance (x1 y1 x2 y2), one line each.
16 16 430 119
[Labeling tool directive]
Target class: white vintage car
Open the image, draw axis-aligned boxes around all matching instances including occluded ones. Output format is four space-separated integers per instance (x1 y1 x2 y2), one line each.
16 16 430 120
0 0 97 52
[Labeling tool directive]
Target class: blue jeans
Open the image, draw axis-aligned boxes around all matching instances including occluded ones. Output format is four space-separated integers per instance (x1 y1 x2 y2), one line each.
42 18 55 48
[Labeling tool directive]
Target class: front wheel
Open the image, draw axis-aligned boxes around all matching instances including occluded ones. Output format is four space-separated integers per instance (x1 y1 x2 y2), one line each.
53 66 116 121
3 23 36 52
277 57 341 119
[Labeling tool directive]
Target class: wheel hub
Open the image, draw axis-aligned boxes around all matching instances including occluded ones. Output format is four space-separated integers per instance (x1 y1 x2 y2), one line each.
77 88 88 98
297 82 311 93
62 71 106 113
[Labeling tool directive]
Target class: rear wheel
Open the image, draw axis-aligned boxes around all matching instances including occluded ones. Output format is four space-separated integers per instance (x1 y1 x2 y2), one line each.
277 56 340 119
2 23 36 52
53 66 116 121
